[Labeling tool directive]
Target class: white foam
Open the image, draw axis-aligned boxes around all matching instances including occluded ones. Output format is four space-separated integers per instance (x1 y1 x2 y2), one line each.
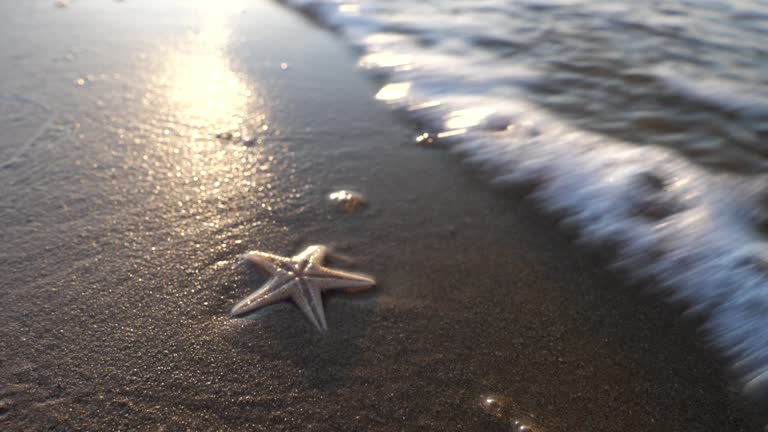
281 0 768 400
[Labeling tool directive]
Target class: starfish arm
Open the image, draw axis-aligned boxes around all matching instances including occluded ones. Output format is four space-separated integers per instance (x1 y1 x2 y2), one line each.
230 277 295 318
291 286 327 331
242 250 290 275
304 267 375 293
306 285 328 331
292 245 328 266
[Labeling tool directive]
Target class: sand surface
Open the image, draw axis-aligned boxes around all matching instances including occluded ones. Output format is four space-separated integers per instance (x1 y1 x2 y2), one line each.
0 1 764 430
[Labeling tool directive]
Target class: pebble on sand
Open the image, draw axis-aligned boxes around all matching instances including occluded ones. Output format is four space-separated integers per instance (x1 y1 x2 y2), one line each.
479 395 534 431
328 190 367 213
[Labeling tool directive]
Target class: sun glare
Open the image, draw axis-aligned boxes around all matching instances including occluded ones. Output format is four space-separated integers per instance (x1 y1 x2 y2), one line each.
160 3 253 138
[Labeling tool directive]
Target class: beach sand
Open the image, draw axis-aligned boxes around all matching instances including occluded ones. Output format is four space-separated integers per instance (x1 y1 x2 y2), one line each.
0 1 764 430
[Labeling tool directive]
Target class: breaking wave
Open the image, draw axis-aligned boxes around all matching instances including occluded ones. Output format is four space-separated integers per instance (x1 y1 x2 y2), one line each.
281 0 768 400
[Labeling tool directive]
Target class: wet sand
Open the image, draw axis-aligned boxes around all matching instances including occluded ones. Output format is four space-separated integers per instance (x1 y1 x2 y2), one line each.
0 1 764 430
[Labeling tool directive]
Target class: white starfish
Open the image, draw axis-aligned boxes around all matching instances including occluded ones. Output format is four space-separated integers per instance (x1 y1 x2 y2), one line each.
230 245 375 331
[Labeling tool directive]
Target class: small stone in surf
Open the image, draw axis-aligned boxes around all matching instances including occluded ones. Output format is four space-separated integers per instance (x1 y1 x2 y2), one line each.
216 130 262 147
216 131 234 141
415 132 436 146
241 136 258 146
479 395 535 431
479 395 506 419
628 171 686 220
328 190 366 213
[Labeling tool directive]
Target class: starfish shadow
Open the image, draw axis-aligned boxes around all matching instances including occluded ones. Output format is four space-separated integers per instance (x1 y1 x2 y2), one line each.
228 268 376 391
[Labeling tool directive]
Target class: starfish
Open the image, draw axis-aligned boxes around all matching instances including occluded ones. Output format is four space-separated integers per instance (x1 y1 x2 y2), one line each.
230 245 375 331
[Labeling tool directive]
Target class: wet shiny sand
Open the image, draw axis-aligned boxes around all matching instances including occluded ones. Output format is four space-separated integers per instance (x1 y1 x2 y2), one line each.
0 1 764 430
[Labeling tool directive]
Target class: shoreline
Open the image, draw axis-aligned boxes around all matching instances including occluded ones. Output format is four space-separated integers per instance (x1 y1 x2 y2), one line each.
0 1 764 430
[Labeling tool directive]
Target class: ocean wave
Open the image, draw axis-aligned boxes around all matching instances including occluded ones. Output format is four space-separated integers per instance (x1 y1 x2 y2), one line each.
280 0 768 401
